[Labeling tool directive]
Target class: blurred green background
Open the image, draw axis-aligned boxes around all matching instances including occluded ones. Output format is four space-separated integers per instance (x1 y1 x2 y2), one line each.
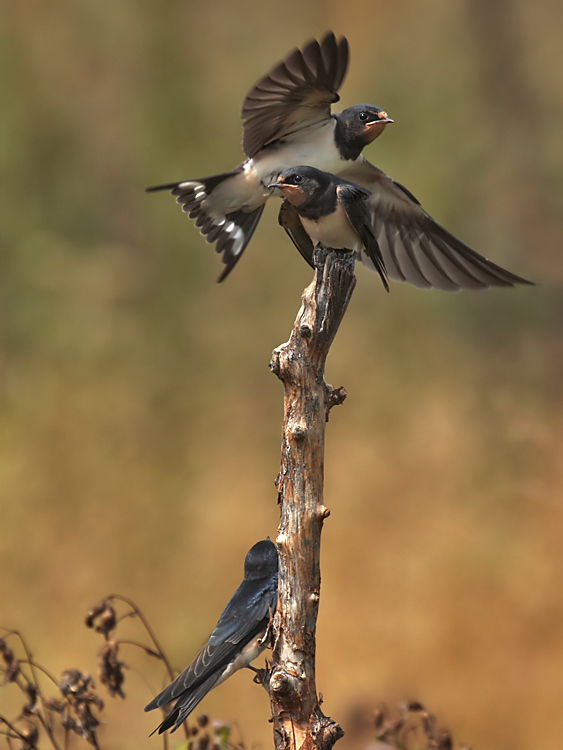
1 1 562 748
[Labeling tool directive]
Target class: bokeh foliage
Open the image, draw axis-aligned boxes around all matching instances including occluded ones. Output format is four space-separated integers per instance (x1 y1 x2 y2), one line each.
1 1 562 749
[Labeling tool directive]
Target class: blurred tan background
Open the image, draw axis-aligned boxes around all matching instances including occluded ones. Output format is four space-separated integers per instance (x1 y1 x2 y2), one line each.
1 1 562 748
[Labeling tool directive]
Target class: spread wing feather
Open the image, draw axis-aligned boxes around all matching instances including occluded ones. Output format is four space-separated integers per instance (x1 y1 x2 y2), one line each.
242 32 348 158
341 159 533 291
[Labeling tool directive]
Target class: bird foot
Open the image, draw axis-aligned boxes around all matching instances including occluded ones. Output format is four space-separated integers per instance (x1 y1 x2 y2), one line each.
246 664 269 685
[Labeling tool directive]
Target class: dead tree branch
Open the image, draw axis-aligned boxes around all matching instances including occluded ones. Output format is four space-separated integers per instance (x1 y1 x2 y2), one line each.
268 246 356 750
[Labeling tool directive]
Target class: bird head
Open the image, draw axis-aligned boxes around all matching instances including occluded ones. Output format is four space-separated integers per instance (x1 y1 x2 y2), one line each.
334 105 393 159
268 166 329 207
244 538 279 580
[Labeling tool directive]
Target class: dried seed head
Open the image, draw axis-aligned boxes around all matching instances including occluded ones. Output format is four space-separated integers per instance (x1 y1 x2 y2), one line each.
17 722 38 750
85 600 117 636
59 669 96 704
0 637 20 682
373 707 385 731
82 692 104 711
98 641 125 698
437 730 453 750
22 683 39 715
75 699 101 732
422 711 436 736
59 669 83 695
197 714 209 728
5 658 20 682
62 715 78 731
44 697 66 714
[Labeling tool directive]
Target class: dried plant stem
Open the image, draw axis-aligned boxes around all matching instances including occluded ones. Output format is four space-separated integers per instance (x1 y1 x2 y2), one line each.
104 595 175 681
104 595 188 743
268 247 356 750
1 629 61 750
0 715 40 750
19 660 61 689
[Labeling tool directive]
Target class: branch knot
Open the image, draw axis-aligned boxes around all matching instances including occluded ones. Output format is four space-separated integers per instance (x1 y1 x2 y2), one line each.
270 669 301 708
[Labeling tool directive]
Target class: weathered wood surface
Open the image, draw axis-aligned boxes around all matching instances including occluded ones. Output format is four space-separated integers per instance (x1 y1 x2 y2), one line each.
268 247 356 750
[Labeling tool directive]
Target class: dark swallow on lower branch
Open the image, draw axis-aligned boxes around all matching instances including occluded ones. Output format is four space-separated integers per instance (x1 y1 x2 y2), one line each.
144 539 278 735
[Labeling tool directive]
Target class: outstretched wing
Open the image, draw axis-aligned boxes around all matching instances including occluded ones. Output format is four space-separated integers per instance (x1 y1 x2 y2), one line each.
341 159 533 291
241 32 349 158
336 182 389 291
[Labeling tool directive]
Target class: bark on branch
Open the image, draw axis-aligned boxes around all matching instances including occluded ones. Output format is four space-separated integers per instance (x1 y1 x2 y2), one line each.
268 246 356 750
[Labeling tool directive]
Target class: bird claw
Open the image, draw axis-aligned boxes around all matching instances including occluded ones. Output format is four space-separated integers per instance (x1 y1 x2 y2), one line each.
251 667 268 685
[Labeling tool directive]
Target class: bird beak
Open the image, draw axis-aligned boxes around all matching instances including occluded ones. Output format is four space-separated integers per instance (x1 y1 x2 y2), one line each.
363 115 394 143
268 180 301 192
366 112 394 127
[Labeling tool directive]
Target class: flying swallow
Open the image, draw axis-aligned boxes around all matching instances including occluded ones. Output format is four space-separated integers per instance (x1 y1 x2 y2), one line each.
144 539 278 735
147 32 393 281
272 166 389 291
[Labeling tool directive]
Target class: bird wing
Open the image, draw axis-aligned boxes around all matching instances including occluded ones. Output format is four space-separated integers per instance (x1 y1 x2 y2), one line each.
144 576 276 711
340 159 533 291
336 182 389 291
278 200 315 268
241 32 348 158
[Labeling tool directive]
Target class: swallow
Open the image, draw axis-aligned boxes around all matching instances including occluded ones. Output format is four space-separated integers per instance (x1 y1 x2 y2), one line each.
272 166 389 291
277 164 533 290
147 32 393 281
144 539 278 734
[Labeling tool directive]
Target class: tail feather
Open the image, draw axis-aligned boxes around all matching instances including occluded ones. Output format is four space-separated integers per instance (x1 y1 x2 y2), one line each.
150 673 222 736
216 206 265 282
146 181 184 193
147 168 264 281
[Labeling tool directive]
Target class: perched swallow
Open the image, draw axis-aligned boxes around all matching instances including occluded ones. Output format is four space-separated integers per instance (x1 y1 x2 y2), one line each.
277 164 533 291
147 32 393 281
144 539 278 735
272 167 389 291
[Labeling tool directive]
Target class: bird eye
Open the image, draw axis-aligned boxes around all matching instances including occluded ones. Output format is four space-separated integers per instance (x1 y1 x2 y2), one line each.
293 174 302 183
358 111 370 121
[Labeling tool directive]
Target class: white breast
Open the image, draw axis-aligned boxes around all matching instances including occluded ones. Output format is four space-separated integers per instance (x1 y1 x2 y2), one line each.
300 208 363 252
214 630 267 688
251 121 345 182
204 120 351 214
